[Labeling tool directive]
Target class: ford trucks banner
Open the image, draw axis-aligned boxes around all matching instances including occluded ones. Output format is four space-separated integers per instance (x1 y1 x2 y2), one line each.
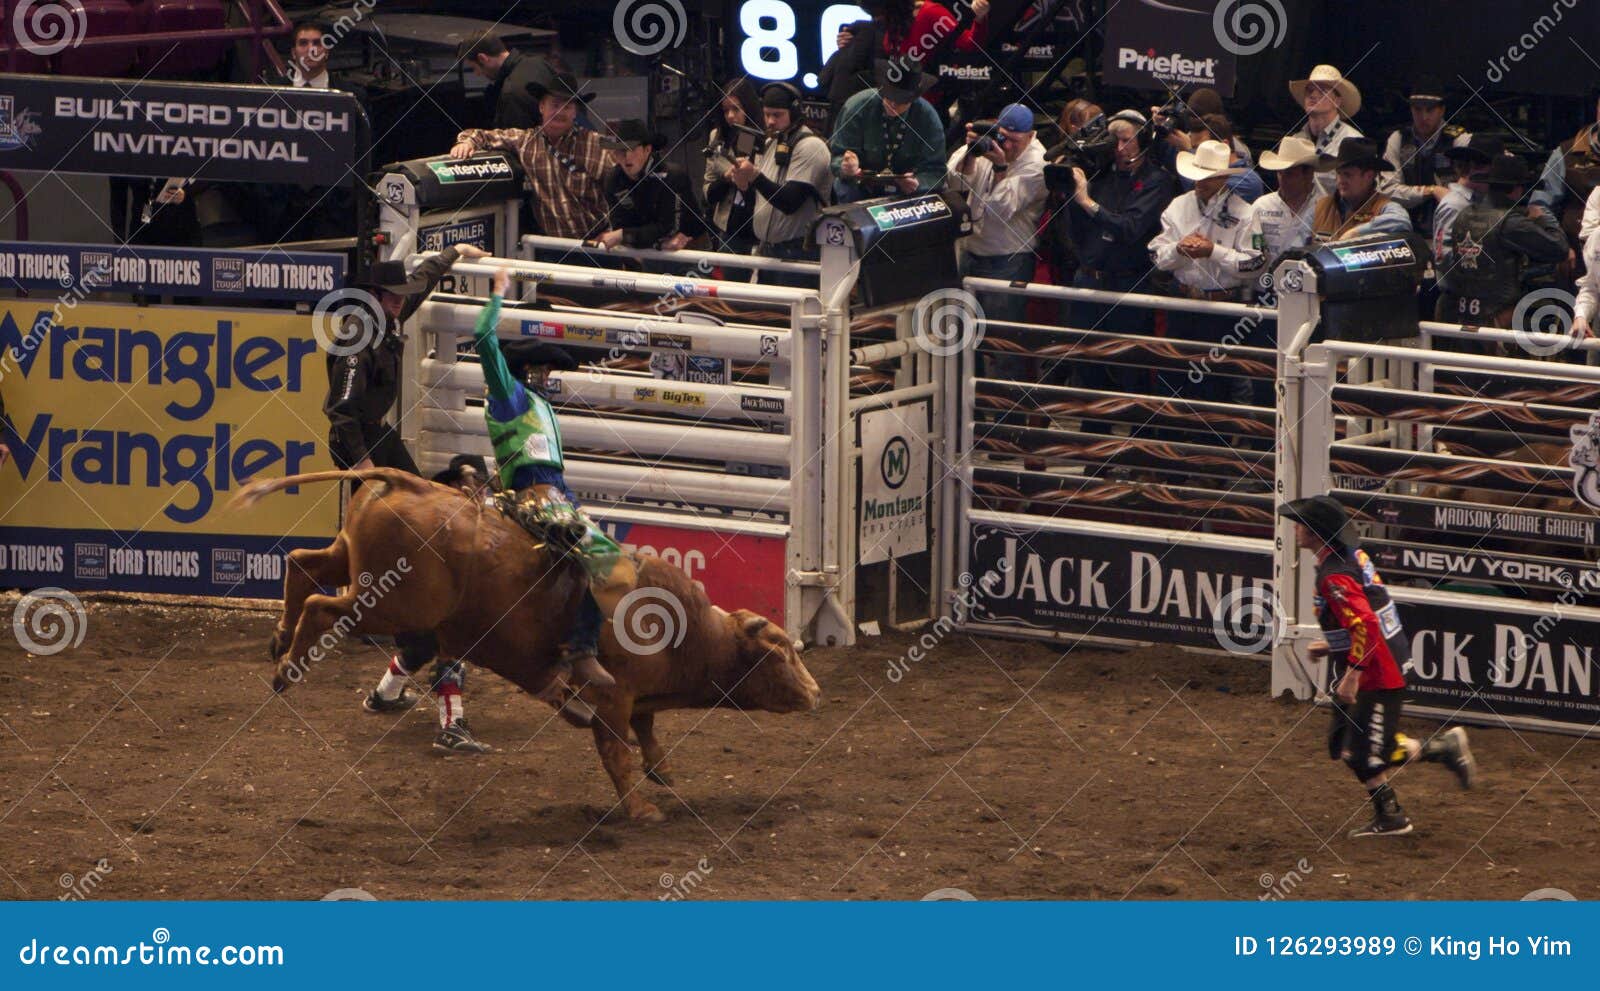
0 74 362 184
0 241 344 303
1103 0 1241 96
0 302 338 597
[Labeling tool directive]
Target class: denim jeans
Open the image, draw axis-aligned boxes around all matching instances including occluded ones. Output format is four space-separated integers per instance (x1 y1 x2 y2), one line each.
962 250 1035 381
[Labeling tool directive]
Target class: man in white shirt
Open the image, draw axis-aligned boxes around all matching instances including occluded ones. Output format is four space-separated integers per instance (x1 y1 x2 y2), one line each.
946 103 1047 349
1289 65 1363 201
1573 231 1600 340
1580 187 1600 244
1151 140 1263 404
1250 136 1319 299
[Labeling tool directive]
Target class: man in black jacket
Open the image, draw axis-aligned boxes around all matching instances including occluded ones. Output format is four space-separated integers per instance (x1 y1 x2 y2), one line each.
1436 155 1568 330
324 242 499 754
595 120 706 256
460 35 553 130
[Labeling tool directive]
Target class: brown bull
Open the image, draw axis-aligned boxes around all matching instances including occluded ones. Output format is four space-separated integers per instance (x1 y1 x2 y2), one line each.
232 468 820 821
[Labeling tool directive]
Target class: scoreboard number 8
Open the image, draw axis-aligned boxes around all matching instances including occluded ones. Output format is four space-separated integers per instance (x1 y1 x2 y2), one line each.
735 1 871 85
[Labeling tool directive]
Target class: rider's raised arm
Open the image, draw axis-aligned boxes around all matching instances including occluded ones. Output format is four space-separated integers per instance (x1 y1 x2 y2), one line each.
472 291 524 411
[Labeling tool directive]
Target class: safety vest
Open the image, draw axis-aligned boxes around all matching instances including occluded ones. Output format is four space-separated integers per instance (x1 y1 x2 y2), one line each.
486 387 564 490
1312 191 1396 242
1437 201 1523 311
1314 548 1410 670
1394 124 1463 230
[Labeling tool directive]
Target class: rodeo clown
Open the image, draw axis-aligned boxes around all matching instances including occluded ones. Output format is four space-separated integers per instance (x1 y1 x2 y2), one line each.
1277 496 1476 837
468 266 628 725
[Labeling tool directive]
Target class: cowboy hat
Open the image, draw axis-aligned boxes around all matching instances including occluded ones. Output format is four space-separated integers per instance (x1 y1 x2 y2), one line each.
1318 137 1393 173
1445 132 1505 164
502 339 579 375
526 68 594 105
874 57 935 104
1407 74 1447 106
1289 64 1361 117
1482 154 1534 188
362 259 431 296
1277 495 1354 548
1258 135 1319 170
1176 139 1244 181
600 119 660 151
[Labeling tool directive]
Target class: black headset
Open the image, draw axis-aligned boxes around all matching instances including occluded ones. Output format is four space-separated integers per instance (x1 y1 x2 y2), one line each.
759 82 812 167
1106 109 1156 152
760 81 804 112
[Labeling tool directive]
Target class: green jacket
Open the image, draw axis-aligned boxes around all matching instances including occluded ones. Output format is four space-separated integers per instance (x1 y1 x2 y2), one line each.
828 88 946 196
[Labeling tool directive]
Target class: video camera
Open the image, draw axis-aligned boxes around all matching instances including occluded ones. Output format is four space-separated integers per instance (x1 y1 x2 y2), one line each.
1150 98 1203 140
704 122 766 161
1042 113 1116 196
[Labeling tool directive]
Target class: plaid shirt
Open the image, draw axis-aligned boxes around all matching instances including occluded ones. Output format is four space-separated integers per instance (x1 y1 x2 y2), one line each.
456 126 608 239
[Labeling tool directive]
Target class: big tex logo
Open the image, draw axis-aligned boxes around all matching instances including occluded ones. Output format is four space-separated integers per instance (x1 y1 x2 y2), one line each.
0 302 335 533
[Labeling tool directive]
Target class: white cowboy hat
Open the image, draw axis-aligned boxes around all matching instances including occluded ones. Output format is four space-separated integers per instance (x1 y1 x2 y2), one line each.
1176 139 1244 181
1289 64 1361 117
1257 135 1319 170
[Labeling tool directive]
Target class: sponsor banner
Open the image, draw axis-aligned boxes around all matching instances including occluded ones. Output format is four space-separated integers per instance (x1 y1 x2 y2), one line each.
859 404 930 565
866 195 952 232
1367 542 1600 599
0 301 338 596
0 527 326 598
966 520 1272 646
0 241 343 302
0 74 361 184
426 157 515 184
1397 596 1600 724
593 516 788 623
652 353 731 385
1345 493 1598 548
417 214 496 254
1103 0 1237 95
1328 239 1418 272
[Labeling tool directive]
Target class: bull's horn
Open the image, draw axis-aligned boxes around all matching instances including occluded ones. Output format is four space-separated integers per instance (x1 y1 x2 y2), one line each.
741 615 767 637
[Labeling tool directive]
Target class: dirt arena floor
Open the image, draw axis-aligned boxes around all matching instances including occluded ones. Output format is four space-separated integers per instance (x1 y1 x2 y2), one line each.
2 593 1597 901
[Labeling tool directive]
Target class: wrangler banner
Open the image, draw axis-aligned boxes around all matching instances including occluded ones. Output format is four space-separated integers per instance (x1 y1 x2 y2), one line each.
0 302 338 597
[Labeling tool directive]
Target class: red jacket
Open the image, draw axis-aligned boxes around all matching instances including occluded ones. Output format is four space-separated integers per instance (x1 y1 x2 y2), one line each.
1316 547 1407 692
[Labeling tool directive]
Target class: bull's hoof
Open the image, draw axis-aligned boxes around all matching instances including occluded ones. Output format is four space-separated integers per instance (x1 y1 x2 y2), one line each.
628 802 666 823
645 766 675 787
271 676 287 693
266 631 288 661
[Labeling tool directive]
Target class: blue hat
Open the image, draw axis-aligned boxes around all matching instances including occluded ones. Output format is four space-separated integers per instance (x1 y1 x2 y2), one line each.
996 103 1035 133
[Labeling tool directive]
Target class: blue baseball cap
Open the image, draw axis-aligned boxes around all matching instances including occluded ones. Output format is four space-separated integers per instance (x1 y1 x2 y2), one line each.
996 104 1035 133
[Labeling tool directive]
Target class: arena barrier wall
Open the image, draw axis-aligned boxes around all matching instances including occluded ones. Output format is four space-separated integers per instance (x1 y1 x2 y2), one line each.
0 298 339 597
401 248 856 648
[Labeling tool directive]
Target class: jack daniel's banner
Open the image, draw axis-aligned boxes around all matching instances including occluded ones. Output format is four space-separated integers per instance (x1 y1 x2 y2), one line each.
0 74 363 185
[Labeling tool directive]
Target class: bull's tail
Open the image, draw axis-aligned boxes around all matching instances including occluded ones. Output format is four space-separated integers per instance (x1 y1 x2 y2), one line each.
229 468 431 511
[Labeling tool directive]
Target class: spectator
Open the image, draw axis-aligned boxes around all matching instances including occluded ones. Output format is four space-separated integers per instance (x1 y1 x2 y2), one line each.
1435 155 1566 328
703 77 766 257
1573 229 1600 340
595 120 705 254
1433 135 1504 264
830 59 946 203
1381 75 1470 234
271 19 361 243
451 71 609 240
1150 140 1263 402
1171 115 1264 203
730 83 833 282
459 34 553 130
1531 90 1600 250
946 103 1047 377
1058 99 1104 138
1289 65 1364 200
820 0 887 122
1251 136 1320 277
1184 87 1252 166
1059 110 1175 407
878 0 989 111
1581 186 1600 243
1311 139 1411 243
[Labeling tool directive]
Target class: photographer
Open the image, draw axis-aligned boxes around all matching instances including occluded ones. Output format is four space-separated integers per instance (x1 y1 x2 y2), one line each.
730 83 834 283
831 59 946 204
945 104 1047 374
1058 110 1175 401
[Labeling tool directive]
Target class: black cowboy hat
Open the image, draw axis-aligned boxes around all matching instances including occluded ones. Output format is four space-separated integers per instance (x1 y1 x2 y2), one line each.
502 339 579 375
526 67 594 105
1445 132 1505 164
1407 74 1447 105
600 119 660 151
874 57 935 104
1483 153 1534 188
1277 496 1353 547
362 258 431 296
1317 137 1394 173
